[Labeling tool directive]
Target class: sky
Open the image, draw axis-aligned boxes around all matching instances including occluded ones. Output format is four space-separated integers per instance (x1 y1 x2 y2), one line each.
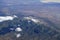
0 0 39 5
0 0 60 5
41 0 60 3
1 0 60 4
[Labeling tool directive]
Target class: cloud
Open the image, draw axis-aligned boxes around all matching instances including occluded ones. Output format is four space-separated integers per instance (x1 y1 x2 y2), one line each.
0 15 17 22
24 16 40 23
16 34 21 38
15 27 22 32
41 0 60 3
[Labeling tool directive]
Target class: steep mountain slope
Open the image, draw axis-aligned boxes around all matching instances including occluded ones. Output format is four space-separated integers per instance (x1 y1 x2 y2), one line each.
0 16 60 40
